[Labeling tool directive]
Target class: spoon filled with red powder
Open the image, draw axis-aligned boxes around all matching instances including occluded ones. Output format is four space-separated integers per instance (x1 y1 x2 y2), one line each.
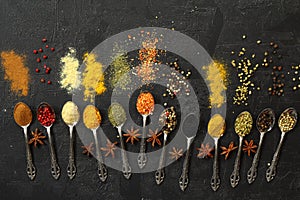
37 102 60 180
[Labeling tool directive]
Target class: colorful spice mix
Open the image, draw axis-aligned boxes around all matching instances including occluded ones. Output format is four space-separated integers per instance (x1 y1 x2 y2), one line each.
0 51 30 96
159 106 177 134
83 105 102 129
136 92 155 115
13 102 32 126
37 103 55 127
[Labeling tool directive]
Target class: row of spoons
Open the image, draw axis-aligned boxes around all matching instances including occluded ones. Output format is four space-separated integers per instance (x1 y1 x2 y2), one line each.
207 107 297 192
14 102 298 192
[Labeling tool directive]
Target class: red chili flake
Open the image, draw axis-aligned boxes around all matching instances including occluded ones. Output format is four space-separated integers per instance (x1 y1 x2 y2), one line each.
35 68 40 73
38 48 43 53
50 47 55 52
47 80 52 85
37 104 55 126
40 78 45 83
42 38 47 43
43 55 48 59
36 58 41 63
45 45 49 48
33 50 38 54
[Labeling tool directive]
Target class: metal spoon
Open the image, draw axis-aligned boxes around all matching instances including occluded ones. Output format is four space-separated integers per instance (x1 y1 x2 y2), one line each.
208 114 226 191
266 107 297 182
13 102 36 180
230 111 253 188
136 92 155 169
37 102 60 180
83 105 107 182
247 108 275 184
179 112 199 191
61 101 80 180
108 103 131 179
155 107 177 185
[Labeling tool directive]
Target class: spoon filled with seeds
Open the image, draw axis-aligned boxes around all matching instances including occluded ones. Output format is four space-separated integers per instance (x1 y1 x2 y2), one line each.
61 101 80 180
155 106 177 185
208 114 226 191
136 91 155 169
266 107 297 182
108 103 131 179
230 111 253 188
37 102 60 180
83 105 107 182
13 102 36 180
247 108 275 184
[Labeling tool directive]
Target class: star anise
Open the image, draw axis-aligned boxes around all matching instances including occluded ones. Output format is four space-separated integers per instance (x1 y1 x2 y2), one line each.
243 140 257 156
169 147 183 160
81 142 94 156
147 128 162 147
28 128 46 147
101 139 118 158
220 141 238 160
197 143 214 158
123 127 141 144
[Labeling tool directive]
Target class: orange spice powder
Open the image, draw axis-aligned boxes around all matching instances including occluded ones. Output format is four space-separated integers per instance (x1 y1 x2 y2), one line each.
0 51 30 96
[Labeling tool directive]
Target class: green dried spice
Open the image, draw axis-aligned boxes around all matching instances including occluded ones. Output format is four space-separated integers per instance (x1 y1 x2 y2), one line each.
108 103 127 127
234 111 253 137
109 54 131 91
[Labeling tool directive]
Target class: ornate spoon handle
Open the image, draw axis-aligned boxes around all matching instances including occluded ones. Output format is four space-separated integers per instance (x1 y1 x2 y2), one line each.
67 126 76 180
211 138 220 191
155 133 167 185
247 133 264 184
46 126 60 180
23 127 36 180
138 115 147 169
117 126 132 179
266 132 285 182
92 129 108 182
230 136 243 188
179 137 193 191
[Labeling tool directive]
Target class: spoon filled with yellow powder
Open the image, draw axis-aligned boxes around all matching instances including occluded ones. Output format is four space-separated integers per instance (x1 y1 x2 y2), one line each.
208 114 226 191
61 101 80 180
83 105 107 182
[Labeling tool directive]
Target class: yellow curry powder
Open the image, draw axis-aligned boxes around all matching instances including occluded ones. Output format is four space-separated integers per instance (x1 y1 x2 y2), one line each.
82 53 106 102
203 61 228 108
1 51 30 96
208 114 226 138
83 105 102 129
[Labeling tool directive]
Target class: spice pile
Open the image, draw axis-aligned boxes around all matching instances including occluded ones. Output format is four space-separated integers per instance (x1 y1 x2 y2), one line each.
59 47 81 93
82 53 106 102
0 51 30 96
108 103 127 127
136 92 155 115
83 105 102 129
61 101 80 125
37 104 55 127
278 110 297 132
33 38 55 85
203 61 228 108
13 102 32 126
234 111 253 137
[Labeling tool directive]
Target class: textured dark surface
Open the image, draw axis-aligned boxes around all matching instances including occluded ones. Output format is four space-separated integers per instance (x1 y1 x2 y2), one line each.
1 0 300 199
